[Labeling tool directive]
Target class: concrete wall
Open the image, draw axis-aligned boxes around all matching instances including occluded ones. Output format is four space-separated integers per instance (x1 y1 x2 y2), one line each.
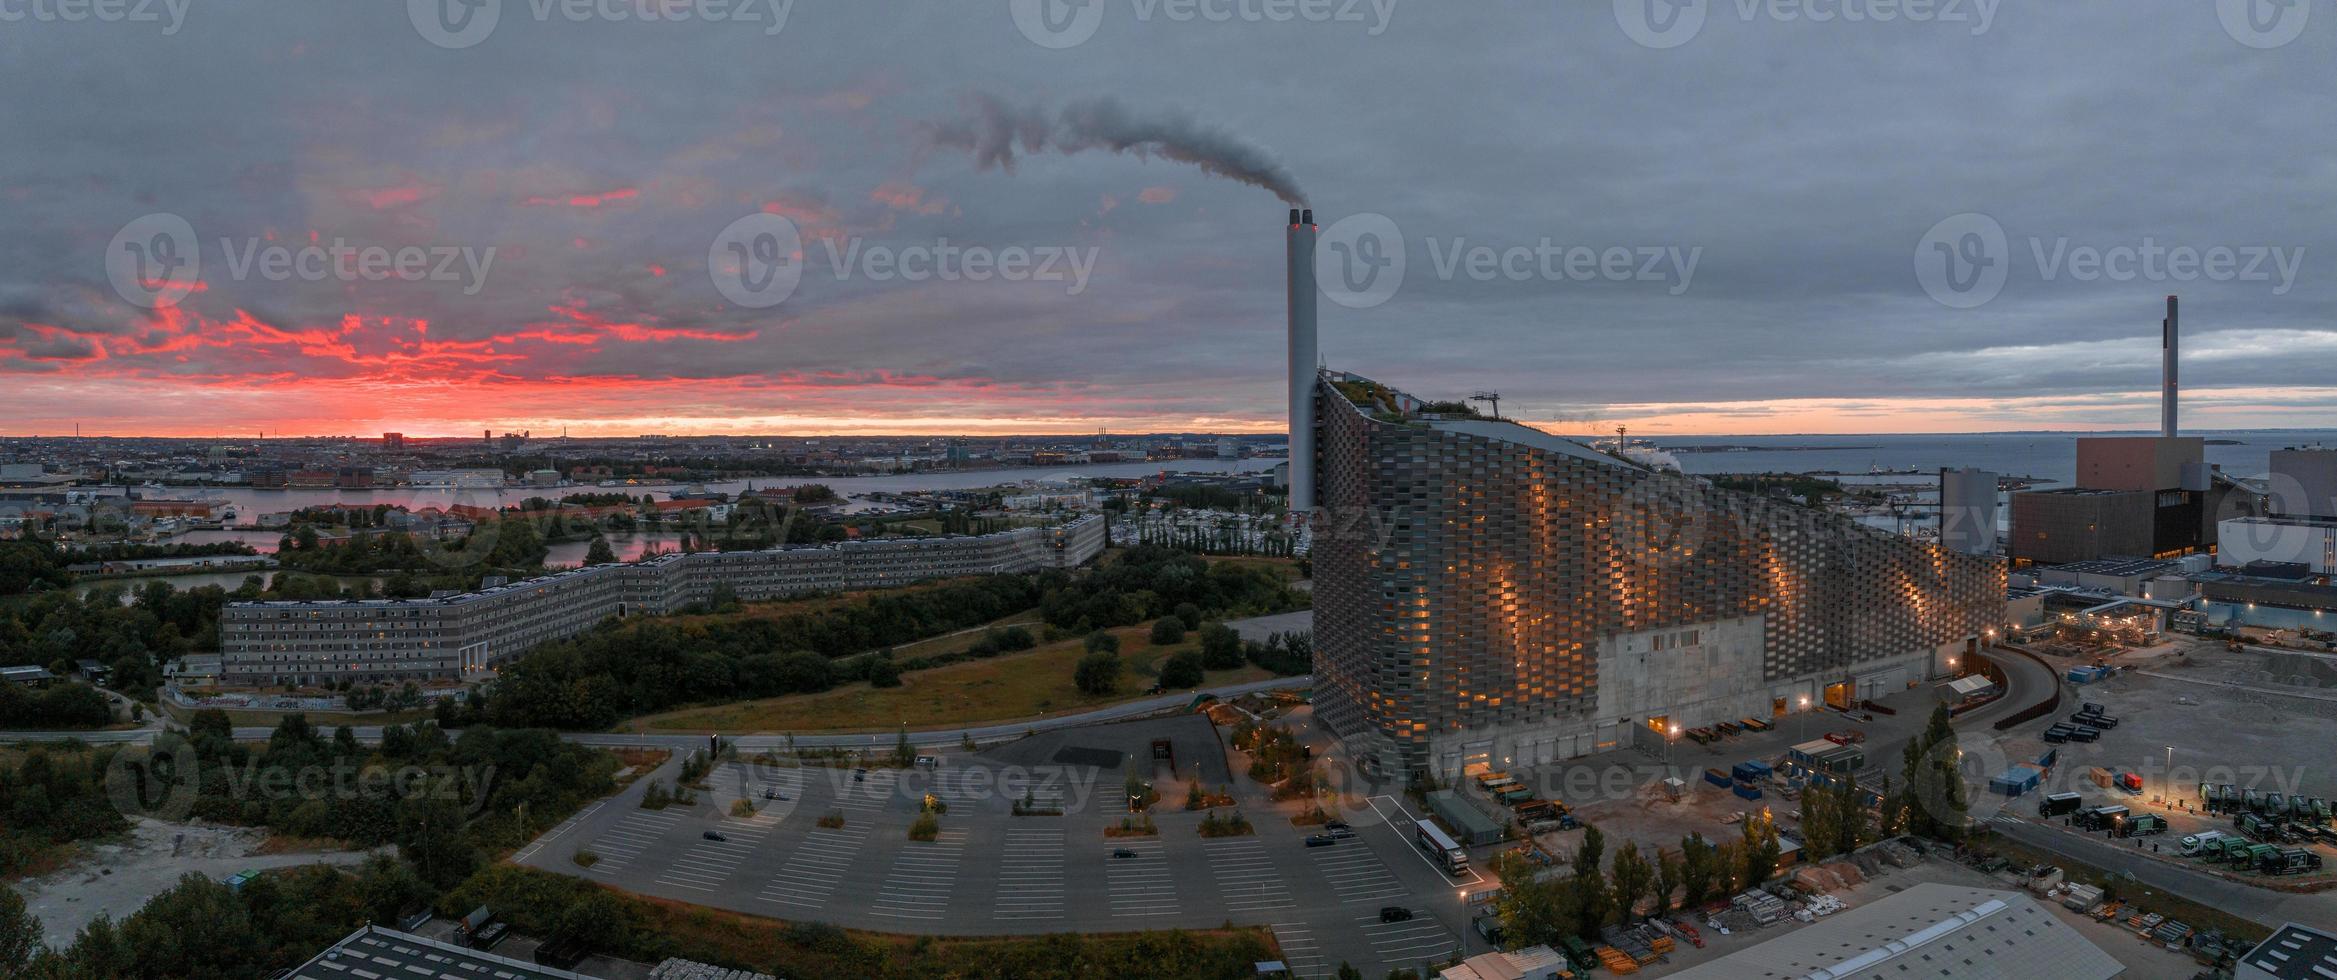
2270 448 2337 519
2219 518 2337 575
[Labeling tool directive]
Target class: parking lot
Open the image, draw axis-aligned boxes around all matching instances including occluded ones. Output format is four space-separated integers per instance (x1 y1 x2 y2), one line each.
519 717 1479 978
1979 638 2337 885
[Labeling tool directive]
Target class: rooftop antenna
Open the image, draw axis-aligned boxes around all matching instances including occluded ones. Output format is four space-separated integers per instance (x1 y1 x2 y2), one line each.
1469 391 1502 419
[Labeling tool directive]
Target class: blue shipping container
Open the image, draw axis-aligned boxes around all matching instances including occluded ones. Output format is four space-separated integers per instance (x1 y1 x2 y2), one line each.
1733 782 1764 801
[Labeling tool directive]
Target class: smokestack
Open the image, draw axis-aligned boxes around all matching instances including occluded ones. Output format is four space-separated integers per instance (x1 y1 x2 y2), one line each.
2162 295 2179 438
1287 208 1318 517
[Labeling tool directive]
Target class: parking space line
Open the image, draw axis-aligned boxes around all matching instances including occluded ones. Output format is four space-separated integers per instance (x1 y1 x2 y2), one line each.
1203 836 1294 915
994 828 1067 922
1103 839 1178 918
515 800 604 862
757 821 871 911
1352 910 1458 965
654 824 768 892
1269 923 1329 978
1366 794 1485 887
871 829 969 921
1307 842 1409 904
581 809 680 876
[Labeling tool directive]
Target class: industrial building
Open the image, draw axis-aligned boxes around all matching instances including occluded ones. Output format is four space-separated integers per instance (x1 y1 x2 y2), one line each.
283 926 596 980
1938 466 2001 556
217 516 1107 687
1664 884 2122 980
2267 446 2337 519
2236 922 2337 980
2010 298 2262 567
1285 211 1999 777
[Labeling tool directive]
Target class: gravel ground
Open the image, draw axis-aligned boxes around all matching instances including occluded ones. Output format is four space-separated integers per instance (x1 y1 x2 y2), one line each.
8 819 377 950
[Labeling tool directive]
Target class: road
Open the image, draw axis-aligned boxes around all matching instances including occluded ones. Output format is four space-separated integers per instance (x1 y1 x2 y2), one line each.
0 674 1312 749
1989 815 2335 927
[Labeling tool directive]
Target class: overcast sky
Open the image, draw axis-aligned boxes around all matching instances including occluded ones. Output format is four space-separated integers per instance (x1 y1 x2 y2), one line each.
3 1 2334 437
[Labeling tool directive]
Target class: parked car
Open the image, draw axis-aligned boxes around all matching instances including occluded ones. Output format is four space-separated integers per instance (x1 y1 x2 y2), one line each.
1112 848 1138 859
1324 819 1352 832
1380 906 1413 923
1304 835 1337 847
702 830 727 842
1327 827 1356 840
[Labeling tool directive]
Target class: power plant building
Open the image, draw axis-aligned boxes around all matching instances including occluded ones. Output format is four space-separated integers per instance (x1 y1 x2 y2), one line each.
1305 372 2004 776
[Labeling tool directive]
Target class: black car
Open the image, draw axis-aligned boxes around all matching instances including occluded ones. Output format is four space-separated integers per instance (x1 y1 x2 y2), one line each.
1379 906 1413 923
702 830 727 842
1304 835 1337 847
1324 819 1352 832
1112 848 1139 859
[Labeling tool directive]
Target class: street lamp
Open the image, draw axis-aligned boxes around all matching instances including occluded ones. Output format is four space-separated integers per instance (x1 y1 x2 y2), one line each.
1667 724 1680 765
1799 695 1812 739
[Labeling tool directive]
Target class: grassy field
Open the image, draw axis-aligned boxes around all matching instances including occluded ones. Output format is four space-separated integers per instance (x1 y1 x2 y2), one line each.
621 621 1276 734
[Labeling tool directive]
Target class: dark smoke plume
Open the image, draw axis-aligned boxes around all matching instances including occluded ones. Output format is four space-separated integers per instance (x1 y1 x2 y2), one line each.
923 92 1307 205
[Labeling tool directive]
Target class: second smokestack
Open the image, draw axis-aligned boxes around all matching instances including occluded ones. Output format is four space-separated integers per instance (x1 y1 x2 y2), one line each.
2162 295 2179 438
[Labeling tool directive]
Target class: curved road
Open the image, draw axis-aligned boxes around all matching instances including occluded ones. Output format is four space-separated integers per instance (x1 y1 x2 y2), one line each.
0 674 1312 749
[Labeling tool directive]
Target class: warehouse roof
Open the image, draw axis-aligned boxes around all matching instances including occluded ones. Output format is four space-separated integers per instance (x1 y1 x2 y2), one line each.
2237 922 2337 980
284 926 598 980
1665 883 2120 980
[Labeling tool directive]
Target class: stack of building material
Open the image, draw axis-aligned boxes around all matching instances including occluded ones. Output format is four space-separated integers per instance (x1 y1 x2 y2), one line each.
1733 889 1789 925
1877 840 1922 867
1823 860 1866 887
1594 946 1639 974
650 960 779 980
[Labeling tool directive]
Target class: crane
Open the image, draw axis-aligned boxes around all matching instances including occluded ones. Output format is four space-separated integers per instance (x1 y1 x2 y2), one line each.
1469 391 1501 419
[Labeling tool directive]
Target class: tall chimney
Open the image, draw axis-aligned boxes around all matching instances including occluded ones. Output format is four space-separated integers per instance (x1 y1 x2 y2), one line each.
2162 294 2179 438
1287 208 1318 516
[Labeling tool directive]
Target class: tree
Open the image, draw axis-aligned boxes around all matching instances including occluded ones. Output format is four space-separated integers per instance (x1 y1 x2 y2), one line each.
1492 853 1580 949
1335 964 1364 980
866 657 903 689
1199 622 1245 670
1652 848 1681 918
1571 825 1610 935
1158 650 1205 689
0 887 36 974
1084 631 1121 655
1742 810 1782 887
583 535 617 566
1678 834 1715 910
1074 651 1122 696
1149 617 1186 646
1801 781 1843 861
1609 842 1653 922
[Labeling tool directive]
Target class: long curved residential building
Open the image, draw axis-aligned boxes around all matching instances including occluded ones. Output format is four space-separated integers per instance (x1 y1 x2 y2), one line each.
217 516 1107 688
1308 373 2005 777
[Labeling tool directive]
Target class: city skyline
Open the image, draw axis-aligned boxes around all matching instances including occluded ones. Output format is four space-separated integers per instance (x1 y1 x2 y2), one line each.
7 4 2337 438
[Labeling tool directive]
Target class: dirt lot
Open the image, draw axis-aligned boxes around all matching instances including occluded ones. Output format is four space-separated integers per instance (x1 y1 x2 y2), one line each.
7 819 376 949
